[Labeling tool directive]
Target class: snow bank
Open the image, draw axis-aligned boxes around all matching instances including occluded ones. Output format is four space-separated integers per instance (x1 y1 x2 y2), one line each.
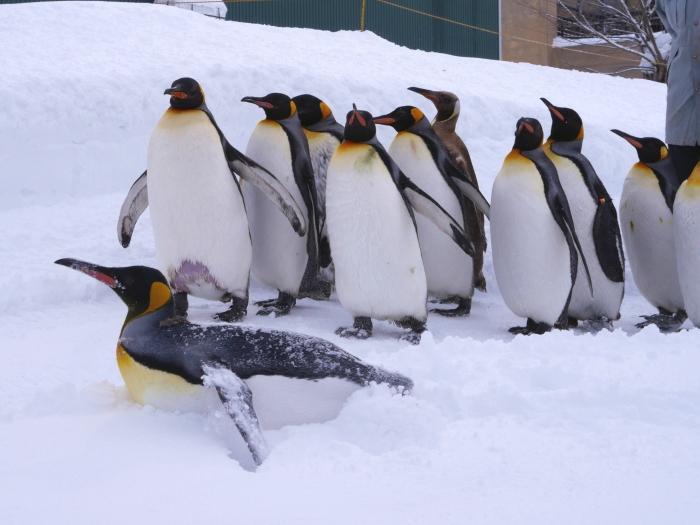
1 3 697 525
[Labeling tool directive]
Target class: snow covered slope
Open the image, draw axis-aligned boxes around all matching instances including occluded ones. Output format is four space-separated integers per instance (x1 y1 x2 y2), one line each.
1 3 698 524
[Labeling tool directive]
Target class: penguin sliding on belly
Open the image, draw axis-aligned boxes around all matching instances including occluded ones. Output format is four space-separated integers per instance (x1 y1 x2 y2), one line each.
491 118 592 335
373 105 491 316
612 130 686 330
541 98 624 326
241 93 327 316
55 258 412 467
292 94 345 278
674 162 700 328
326 105 474 344
117 78 306 324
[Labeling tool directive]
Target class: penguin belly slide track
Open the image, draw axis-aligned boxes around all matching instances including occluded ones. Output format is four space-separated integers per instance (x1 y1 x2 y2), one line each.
55 258 412 468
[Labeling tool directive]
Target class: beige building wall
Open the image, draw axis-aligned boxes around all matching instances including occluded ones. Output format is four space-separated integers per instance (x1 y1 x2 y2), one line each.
500 0 558 66
552 41 645 79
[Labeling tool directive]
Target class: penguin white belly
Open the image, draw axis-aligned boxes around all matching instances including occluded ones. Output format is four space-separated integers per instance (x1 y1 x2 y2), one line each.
490 153 571 325
326 143 427 321
619 166 683 312
147 109 251 300
550 154 623 320
389 133 473 299
672 179 700 325
243 121 308 295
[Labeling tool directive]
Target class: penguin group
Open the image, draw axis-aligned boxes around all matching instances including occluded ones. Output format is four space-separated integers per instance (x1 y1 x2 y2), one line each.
57 77 700 467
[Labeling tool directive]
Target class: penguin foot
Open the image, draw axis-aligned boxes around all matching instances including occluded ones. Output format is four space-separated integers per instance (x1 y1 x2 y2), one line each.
160 315 189 327
254 298 278 307
554 317 578 330
636 310 687 332
394 317 426 345
173 291 189 317
474 273 487 292
335 316 373 339
578 318 615 332
256 292 296 317
431 297 472 317
298 279 333 301
214 298 248 323
508 319 551 335
399 331 423 345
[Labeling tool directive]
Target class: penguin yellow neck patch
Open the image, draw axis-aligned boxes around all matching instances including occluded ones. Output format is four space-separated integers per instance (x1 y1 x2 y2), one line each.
145 282 172 315
688 163 700 185
410 107 424 123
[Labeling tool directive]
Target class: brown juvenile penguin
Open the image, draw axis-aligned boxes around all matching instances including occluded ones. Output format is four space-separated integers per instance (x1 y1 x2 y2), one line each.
408 86 487 291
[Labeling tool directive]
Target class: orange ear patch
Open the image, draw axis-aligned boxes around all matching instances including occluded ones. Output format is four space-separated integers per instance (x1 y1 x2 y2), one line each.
320 102 331 119
146 282 172 314
289 100 297 116
410 107 424 122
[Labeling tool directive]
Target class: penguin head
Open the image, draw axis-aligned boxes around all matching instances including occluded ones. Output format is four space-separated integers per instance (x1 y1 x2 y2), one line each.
373 106 427 132
513 117 544 151
242 93 296 121
343 104 376 142
408 86 459 122
164 78 205 110
611 129 669 163
541 98 583 142
55 258 173 321
292 94 334 127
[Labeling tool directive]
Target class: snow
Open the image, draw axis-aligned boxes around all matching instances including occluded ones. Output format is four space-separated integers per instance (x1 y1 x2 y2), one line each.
1 2 698 524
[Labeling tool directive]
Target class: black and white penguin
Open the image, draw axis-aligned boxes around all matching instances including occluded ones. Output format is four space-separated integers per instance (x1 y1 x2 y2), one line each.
325 105 474 344
612 130 686 330
541 98 624 325
491 118 592 335
55 257 412 467
674 162 700 328
373 105 491 316
241 93 327 316
117 78 305 323
292 94 344 273
407 86 487 291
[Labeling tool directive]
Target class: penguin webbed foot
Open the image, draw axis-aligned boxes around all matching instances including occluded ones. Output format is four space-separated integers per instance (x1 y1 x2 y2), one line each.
431 297 472 317
636 310 687 332
509 319 551 336
214 297 248 323
394 317 426 345
256 292 296 317
577 317 615 332
335 316 373 340
298 279 333 301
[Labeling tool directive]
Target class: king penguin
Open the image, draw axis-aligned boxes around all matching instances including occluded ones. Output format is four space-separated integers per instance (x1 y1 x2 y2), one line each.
292 94 344 276
673 162 700 328
117 78 305 324
55 257 412 467
491 118 592 335
541 98 624 326
407 86 487 291
241 93 326 315
612 130 686 330
326 105 474 344
373 105 491 316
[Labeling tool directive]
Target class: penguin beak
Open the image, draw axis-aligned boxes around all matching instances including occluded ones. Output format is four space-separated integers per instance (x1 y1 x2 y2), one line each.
517 121 535 135
540 98 565 122
611 129 643 149
55 258 119 289
164 88 188 100
408 86 437 102
373 113 396 126
349 103 367 127
242 96 274 110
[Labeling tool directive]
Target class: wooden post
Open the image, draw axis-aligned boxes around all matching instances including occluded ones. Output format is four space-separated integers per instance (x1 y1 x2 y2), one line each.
360 0 367 31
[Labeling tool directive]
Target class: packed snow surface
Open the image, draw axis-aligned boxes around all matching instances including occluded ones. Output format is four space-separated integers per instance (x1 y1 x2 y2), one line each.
1 3 698 524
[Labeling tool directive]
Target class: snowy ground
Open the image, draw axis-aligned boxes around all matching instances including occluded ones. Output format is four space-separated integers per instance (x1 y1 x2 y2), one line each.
1 3 699 524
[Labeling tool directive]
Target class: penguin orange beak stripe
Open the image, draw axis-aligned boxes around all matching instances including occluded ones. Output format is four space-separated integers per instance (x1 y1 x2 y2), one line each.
55 258 118 288
350 103 366 127
518 121 535 135
373 116 396 126
408 86 437 102
242 96 275 109
541 98 565 122
611 129 643 149
164 89 188 100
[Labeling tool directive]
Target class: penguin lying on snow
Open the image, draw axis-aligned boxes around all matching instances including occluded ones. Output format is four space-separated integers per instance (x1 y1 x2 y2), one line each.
408 86 488 291
612 130 686 331
491 118 592 335
541 98 624 326
242 93 328 316
674 162 700 328
292 93 344 276
55 258 412 467
373 105 491 316
326 105 474 344
117 78 306 324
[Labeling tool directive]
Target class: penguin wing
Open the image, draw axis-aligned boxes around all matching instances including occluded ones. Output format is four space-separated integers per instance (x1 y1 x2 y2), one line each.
202 366 268 467
411 127 491 218
551 142 625 283
200 107 307 236
525 148 593 294
117 170 148 248
371 142 473 256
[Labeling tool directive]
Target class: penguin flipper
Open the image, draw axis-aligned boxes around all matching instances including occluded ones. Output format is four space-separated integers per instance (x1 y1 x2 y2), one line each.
593 199 625 283
226 145 307 237
203 366 268 467
450 177 491 219
117 170 148 248
399 174 474 257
